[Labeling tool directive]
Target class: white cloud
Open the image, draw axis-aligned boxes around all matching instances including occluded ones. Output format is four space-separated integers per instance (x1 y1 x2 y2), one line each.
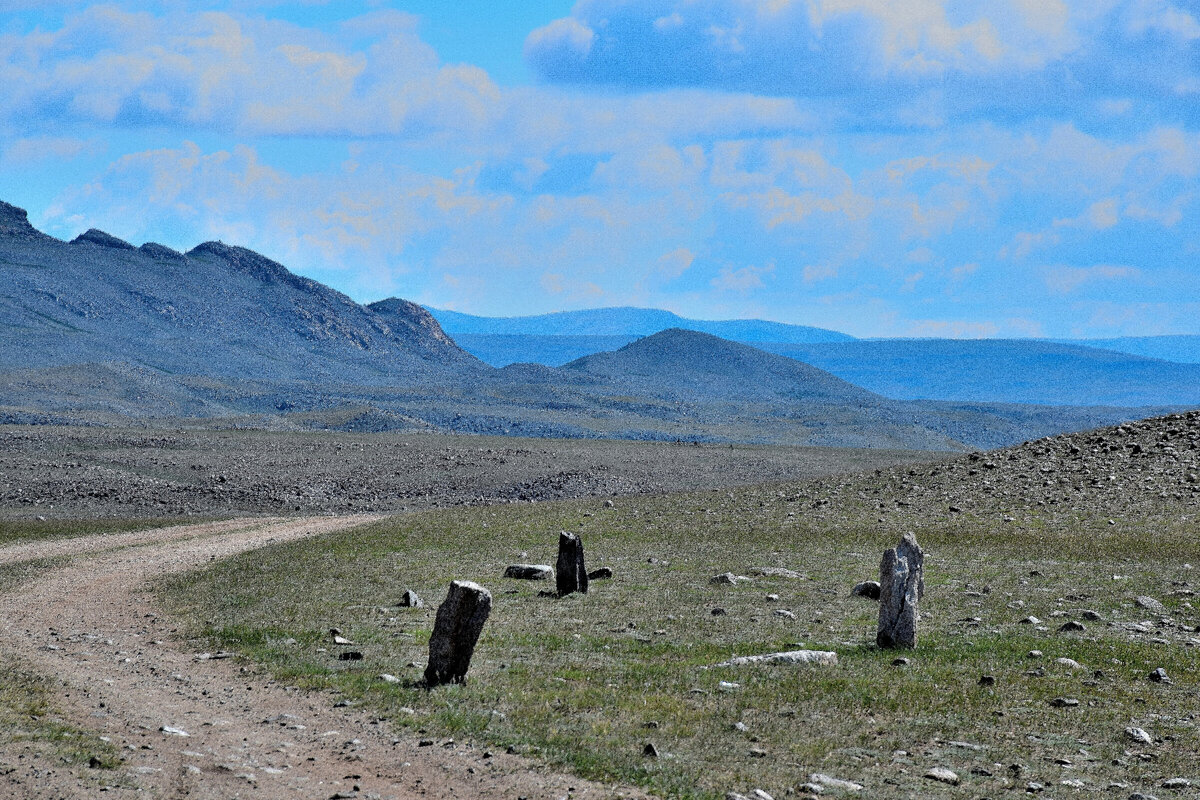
711 262 774 292
1045 264 1140 294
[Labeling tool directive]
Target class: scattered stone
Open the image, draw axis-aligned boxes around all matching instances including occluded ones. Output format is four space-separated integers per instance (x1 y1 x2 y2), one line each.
1028 649 1043 658
378 674 401 684
330 629 354 645
643 742 659 758
748 747 766 758
1162 778 1191 789
1081 609 1103 621
711 572 750 585
809 774 863 792
160 726 189 737
555 531 588 596
892 657 909 667
751 567 803 578
877 532 923 649
1125 727 1153 745
773 609 797 619
1128 794 1160 800
1026 781 1045 793
503 564 552 580
1148 667 1172 684
1049 697 1079 708
338 651 363 661
923 767 960 785
398 590 423 608
978 674 995 686
1019 616 1040 625
587 567 613 580
765 593 780 602
714 650 838 668
1055 657 1082 669
1057 621 1086 633
1136 596 1167 613
424 580 492 686
711 608 727 616
796 784 825 796
851 581 881 600
750 791 774 800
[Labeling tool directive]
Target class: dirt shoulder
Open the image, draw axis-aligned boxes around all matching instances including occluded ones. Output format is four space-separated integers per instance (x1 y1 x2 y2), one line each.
0 516 649 799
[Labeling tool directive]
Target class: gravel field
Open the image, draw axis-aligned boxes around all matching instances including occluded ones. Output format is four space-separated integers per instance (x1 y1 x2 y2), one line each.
0 425 948 520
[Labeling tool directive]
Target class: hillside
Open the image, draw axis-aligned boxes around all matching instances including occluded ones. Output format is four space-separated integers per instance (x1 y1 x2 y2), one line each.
0 199 1179 450
812 409 1200 520
428 305 854 343
760 339 1200 407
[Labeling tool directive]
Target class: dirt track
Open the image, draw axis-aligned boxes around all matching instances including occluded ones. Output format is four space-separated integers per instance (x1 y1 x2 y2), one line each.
0 516 648 799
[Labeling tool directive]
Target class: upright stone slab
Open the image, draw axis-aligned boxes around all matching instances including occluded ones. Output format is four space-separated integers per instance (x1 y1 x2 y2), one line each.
556 531 588 596
424 580 492 686
876 532 924 649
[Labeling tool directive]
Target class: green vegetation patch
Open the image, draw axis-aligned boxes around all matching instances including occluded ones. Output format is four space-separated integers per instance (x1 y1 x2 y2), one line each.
0 517 187 547
159 487 1200 799
0 658 122 778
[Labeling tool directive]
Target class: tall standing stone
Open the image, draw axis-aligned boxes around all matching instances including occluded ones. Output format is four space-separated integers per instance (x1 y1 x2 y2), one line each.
556 531 588 596
424 580 492 686
876 532 924 649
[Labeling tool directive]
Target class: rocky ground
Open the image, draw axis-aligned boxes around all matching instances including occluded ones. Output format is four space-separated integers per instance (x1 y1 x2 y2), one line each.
795 410 1200 520
0 426 946 519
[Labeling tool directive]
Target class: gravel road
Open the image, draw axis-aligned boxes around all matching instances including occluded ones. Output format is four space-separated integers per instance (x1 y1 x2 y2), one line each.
0 516 650 799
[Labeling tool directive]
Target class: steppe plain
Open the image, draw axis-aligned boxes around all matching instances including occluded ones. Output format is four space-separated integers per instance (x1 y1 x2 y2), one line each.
2 411 1198 799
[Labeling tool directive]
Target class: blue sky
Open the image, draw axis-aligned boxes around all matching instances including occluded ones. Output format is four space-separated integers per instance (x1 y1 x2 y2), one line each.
1 1 1198 338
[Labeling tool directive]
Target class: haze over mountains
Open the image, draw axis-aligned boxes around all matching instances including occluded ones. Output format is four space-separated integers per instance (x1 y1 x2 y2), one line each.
429 307 1200 407
1 199 1190 450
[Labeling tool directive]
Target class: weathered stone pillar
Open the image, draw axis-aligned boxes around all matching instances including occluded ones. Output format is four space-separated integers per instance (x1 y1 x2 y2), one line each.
556 531 588 596
424 580 492 686
876 533 924 648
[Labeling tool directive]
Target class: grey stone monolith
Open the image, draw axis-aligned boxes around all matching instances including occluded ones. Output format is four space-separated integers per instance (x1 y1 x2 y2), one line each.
876 532 924 649
556 531 588 596
424 580 492 686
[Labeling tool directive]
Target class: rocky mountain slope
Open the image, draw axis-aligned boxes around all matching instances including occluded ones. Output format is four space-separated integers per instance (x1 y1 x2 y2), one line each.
0 200 1182 449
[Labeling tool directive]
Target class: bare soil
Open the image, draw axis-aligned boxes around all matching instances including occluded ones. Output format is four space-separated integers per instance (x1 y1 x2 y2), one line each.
0 516 651 799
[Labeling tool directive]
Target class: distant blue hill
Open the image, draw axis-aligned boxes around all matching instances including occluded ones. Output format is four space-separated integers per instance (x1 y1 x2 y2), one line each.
427 306 854 343
760 339 1200 407
1051 335 1200 364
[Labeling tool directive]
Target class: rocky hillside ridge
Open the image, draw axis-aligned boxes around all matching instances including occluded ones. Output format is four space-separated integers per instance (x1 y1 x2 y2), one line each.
0 200 51 240
0 202 479 382
800 410 1200 518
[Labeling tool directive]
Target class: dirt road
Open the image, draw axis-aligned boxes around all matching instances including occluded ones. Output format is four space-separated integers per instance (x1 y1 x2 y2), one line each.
0 517 647 799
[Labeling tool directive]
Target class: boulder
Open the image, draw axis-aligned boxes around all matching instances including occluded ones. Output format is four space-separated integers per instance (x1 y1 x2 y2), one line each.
556 531 588 596
851 580 881 600
504 564 552 580
424 580 492 686
876 533 923 648
398 589 423 608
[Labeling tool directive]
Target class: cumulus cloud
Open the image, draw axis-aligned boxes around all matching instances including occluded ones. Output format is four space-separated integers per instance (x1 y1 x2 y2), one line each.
524 1 1200 127
1045 264 1141 294
0 6 501 138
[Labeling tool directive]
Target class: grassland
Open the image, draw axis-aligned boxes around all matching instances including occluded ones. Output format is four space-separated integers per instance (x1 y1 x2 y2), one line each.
158 482 1200 799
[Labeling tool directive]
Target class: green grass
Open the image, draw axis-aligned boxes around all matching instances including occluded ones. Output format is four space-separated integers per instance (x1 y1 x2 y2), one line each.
0 517 192 547
158 486 1200 798
0 658 123 779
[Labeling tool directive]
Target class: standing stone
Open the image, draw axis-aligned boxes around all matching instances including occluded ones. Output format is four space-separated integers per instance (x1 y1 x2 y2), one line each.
877 532 924 648
424 580 492 686
556 531 588 596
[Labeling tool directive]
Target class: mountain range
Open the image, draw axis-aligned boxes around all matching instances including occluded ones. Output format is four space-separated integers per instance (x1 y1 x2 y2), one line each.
428 308 1200 407
0 199 1186 450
